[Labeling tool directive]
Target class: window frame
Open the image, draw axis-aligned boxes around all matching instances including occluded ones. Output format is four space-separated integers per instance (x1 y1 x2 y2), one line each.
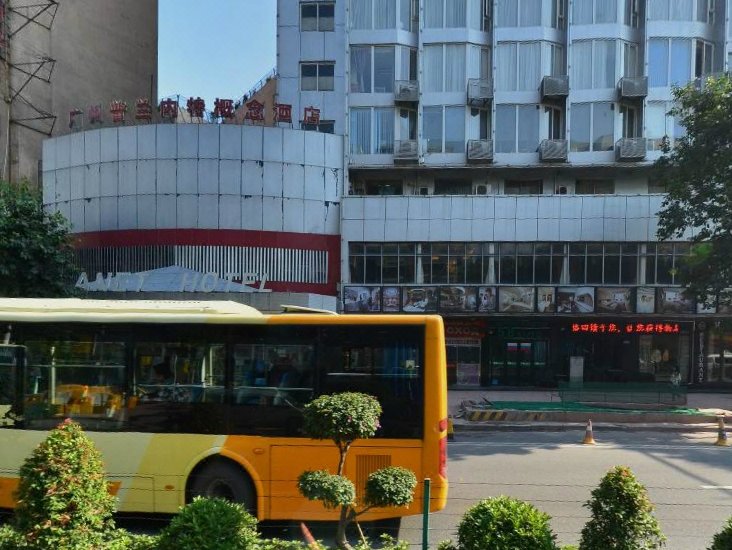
300 61 336 91
300 2 335 32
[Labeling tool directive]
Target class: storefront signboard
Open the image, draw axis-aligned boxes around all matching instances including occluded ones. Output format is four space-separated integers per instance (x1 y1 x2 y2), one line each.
557 287 595 313
343 286 381 312
498 287 535 313
439 286 478 313
570 322 681 334
697 322 706 384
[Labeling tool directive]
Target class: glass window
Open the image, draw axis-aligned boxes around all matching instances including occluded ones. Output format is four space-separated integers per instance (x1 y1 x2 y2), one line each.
496 0 519 26
350 108 371 154
648 39 668 87
301 64 318 91
592 102 614 151
444 106 465 153
374 0 397 28
399 108 417 140
350 47 372 92
505 180 543 194
496 105 516 153
593 40 616 88
375 108 395 154
445 44 466 92
374 46 395 93
570 103 590 152
425 0 444 27
576 179 614 194
423 45 444 92
351 0 373 28
518 42 541 91
572 41 592 89
318 63 334 91
574 0 617 23
517 105 539 152
496 43 518 91
424 106 443 153
446 0 468 27
301 4 318 30
670 39 691 86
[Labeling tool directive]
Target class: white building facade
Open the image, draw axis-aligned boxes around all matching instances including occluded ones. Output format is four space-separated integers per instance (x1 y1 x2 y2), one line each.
275 0 732 388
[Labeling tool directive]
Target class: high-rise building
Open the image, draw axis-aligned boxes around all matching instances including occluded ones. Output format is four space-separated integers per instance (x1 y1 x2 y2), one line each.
1 0 158 185
274 0 730 388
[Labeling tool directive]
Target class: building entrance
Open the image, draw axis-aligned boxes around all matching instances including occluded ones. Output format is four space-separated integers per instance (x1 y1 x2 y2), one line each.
488 339 548 386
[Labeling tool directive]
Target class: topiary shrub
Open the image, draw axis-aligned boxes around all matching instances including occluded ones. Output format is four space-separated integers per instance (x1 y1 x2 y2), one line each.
709 517 732 550
12 418 118 548
579 465 665 550
0 525 21 550
456 496 558 550
157 496 259 550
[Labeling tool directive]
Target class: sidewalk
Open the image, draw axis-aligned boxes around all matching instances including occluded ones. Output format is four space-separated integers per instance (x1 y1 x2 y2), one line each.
448 389 732 431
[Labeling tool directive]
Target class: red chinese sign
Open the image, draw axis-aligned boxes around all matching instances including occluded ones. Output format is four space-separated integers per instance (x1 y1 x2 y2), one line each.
273 103 292 123
244 99 265 122
88 104 103 124
109 100 127 123
303 106 321 125
571 322 681 335
186 97 206 118
159 99 179 121
135 98 153 122
213 98 234 119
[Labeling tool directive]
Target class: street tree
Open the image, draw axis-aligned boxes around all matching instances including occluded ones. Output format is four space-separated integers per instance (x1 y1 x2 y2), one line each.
655 74 732 306
297 392 417 550
0 180 75 297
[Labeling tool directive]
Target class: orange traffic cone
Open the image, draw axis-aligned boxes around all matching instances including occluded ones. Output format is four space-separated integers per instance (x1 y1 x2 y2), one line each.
582 420 596 445
300 522 319 549
715 416 730 447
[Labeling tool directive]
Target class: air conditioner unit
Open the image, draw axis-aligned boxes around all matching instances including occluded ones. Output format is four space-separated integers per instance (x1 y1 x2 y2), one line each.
475 184 488 195
419 187 429 196
555 185 567 195
467 139 493 163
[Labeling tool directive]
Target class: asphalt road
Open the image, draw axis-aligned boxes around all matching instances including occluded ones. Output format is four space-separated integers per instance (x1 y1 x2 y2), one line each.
402 429 732 550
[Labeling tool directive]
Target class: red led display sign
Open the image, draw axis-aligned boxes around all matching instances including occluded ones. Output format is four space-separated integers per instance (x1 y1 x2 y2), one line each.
571 322 681 334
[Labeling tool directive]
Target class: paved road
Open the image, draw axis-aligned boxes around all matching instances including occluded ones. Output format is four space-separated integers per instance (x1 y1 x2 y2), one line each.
402 430 732 549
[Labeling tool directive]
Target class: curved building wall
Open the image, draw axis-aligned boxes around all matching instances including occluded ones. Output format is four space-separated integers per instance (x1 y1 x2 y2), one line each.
41 124 345 302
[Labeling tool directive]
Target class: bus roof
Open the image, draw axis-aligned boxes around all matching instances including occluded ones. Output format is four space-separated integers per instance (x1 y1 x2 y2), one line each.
0 298 265 324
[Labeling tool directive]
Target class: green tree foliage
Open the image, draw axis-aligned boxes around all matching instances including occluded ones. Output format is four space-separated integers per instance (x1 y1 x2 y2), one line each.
455 496 558 550
298 393 416 550
579 466 665 550
157 496 259 550
655 74 732 306
0 180 75 297
709 517 732 550
12 418 117 548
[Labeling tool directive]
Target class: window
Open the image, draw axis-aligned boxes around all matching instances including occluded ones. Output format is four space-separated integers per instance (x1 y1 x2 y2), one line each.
423 106 465 153
351 0 401 29
551 0 567 28
648 0 694 20
646 101 685 151
496 0 543 27
504 180 543 194
573 0 617 23
621 104 641 138
546 106 564 139
302 120 335 133
469 108 490 140
423 44 466 92
624 0 640 26
496 42 541 91
575 179 614 194
301 2 335 31
363 180 404 195
301 62 335 91
570 102 614 152
695 40 714 78
425 0 468 28
572 40 616 89
350 46 395 93
399 46 418 81
648 38 692 87
648 179 668 193
399 108 417 140
434 178 472 194
350 108 395 154
495 104 540 153
624 42 639 77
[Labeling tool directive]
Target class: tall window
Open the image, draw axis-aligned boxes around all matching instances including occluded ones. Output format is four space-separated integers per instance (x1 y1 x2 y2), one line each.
496 42 541 91
425 0 469 28
423 44 466 92
301 3 335 31
572 40 616 89
495 104 540 153
648 0 694 20
570 103 614 152
573 0 617 23
350 46 395 93
646 101 685 151
648 38 692 87
694 40 714 78
624 0 640 26
301 62 335 91
351 0 403 29
350 108 395 154
623 42 640 77
423 106 465 153
496 0 543 27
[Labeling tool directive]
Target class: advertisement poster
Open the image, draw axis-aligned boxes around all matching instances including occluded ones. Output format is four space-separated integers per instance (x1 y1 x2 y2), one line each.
557 287 595 313
382 287 401 312
477 287 497 312
657 288 694 314
537 287 556 313
636 287 656 313
597 287 633 313
439 286 477 313
343 286 381 313
402 287 438 313
498 287 535 313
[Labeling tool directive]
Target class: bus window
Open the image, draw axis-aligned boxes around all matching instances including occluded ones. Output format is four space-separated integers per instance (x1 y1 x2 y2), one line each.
22 335 127 431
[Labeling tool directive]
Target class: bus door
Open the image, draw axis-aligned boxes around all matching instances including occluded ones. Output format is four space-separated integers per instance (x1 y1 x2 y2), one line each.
0 344 24 426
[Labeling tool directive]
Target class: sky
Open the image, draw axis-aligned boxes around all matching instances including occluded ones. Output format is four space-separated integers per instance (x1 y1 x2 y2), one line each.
157 0 277 110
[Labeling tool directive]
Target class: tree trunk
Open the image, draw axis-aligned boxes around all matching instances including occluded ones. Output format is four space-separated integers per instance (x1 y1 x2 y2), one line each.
335 505 353 550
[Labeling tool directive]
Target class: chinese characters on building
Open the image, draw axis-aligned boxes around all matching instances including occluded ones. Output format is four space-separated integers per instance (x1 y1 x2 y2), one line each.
571 322 681 334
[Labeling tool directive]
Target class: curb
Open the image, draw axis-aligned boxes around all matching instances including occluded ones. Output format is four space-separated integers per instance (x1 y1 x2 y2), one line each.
453 421 721 433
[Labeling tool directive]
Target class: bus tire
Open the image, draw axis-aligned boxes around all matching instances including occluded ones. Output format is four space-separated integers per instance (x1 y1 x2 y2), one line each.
187 458 256 516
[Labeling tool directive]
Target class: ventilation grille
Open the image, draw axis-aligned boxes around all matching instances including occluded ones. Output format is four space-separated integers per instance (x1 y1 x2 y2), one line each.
356 454 392 503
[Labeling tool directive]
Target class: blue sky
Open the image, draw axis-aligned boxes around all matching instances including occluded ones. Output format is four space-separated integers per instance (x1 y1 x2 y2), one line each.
158 0 277 109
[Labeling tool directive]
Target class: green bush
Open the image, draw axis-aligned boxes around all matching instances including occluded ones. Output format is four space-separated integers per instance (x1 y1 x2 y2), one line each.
456 496 558 550
12 418 118 548
709 517 732 550
579 466 665 550
303 392 382 447
0 525 21 550
364 467 416 508
157 496 259 550
298 470 356 509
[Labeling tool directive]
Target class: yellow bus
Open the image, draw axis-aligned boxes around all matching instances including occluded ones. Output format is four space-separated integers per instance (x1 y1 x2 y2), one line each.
0 298 448 526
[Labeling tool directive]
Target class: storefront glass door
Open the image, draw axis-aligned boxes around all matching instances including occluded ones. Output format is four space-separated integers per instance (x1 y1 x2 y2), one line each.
490 339 548 386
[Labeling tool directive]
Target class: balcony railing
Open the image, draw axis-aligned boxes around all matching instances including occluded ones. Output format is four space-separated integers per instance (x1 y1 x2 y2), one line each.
394 139 419 163
618 76 647 99
394 80 419 102
467 139 493 163
615 138 647 161
467 79 493 106
540 75 569 100
539 139 568 162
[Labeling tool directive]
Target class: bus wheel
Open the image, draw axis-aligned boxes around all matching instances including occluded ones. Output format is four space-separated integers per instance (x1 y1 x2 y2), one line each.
187 458 256 516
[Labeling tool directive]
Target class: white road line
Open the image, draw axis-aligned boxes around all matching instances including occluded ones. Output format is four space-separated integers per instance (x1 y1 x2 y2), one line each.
701 485 732 489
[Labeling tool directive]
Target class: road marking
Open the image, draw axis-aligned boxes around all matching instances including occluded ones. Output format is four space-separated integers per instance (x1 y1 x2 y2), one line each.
701 486 732 490
449 441 724 451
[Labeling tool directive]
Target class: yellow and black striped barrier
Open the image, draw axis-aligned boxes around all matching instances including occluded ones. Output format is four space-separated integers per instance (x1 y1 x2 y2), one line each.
465 410 547 422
